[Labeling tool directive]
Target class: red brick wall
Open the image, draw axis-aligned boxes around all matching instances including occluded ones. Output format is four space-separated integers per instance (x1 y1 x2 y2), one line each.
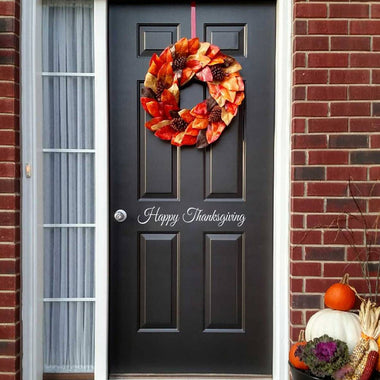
0 0 20 379
291 1 380 342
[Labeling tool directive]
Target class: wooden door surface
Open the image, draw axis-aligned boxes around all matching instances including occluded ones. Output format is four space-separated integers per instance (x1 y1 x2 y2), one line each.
109 0 276 375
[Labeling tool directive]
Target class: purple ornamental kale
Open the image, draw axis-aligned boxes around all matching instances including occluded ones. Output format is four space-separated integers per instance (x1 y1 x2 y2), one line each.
314 341 337 362
298 335 349 377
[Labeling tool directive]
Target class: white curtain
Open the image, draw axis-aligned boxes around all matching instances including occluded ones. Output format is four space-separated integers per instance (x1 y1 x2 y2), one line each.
42 0 95 373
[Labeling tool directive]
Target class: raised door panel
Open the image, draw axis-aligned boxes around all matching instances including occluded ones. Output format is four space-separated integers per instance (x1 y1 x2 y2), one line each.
139 233 179 331
204 233 244 331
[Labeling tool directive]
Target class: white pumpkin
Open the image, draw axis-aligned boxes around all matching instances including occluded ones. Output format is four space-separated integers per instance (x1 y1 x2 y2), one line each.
305 308 361 353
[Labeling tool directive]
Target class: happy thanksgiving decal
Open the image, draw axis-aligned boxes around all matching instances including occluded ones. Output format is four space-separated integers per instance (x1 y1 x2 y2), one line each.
137 206 246 227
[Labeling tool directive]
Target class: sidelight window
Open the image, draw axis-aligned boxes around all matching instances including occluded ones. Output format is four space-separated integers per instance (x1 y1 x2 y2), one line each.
41 0 95 373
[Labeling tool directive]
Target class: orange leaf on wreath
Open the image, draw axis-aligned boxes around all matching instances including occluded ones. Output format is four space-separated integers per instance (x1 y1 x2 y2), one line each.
163 103 179 117
161 89 178 107
159 46 173 63
193 54 211 68
198 42 211 55
145 100 162 117
221 75 241 92
236 76 245 92
192 117 209 130
172 132 197 146
186 59 202 72
158 63 174 88
188 37 200 55
148 53 164 76
145 117 164 130
174 37 189 57
178 109 195 124
155 125 178 140
141 97 153 110
180 67 196 86
146 118 171 132
206 121 226 144
167 83 180 104
144 73 158 92
184 122 199 137
148 61 161 76
221 108 234 126
207 44 220 59
150 53 163 67
234 91 245 105
207 84 227 107
224 60 242 74
225 102 238 116
191 100 209 117
220 87 236 103
208 56 225 66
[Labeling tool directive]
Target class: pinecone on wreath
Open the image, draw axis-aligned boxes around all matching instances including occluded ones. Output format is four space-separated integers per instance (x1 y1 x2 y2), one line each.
210 64 225 81
209 106 222 123
156 80 165 100
172 55 187 71
171 117 188 132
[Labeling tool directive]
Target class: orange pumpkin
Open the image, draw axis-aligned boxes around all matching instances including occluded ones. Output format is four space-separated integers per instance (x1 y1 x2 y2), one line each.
324 273 356 311
289 330 309 370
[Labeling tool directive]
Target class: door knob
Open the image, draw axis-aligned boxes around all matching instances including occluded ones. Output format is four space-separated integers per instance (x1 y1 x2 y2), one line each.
114 209 127 223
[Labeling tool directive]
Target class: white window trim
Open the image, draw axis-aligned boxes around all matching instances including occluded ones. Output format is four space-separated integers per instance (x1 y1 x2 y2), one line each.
21 0 291 379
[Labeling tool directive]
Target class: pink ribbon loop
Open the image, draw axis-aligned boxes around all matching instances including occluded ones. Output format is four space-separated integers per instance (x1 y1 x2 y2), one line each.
191 2 196 38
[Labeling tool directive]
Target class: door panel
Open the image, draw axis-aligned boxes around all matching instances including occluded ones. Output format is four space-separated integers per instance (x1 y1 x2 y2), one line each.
204 233 244 331
139 233 179 331
109 0 275 375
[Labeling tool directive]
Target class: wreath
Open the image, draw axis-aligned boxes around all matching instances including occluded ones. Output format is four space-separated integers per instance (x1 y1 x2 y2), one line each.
140 37 245 149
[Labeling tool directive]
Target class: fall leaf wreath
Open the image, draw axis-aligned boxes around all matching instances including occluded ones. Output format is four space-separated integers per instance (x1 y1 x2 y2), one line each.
140 37 245 148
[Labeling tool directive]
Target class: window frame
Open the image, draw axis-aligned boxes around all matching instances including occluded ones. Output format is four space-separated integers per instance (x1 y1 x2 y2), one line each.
21 0 291 379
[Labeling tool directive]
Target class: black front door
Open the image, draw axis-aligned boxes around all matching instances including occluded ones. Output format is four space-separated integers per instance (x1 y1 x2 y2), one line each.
109 1 275 375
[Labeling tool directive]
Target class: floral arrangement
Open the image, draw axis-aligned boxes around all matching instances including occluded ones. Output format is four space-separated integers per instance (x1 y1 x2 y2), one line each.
140 37 245 148
289 274 380 380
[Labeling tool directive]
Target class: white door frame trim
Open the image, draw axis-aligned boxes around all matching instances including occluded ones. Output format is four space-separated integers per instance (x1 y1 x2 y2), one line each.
21 0 44 379
273 0 292 377
21 0 292 379
94 0 109 379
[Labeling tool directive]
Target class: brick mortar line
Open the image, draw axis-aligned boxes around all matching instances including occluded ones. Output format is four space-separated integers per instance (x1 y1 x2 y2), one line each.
0 373 20 377
292 145 379 148
295 34 379 37
0 258 19 261
290 244 372 247
294 100 377 102
291 270 379 274
294 84 380 86
295 68 378 71
295 37 380 39
0 290 21 293
0 355 20 359
292 163 380 165
293 134 379 137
